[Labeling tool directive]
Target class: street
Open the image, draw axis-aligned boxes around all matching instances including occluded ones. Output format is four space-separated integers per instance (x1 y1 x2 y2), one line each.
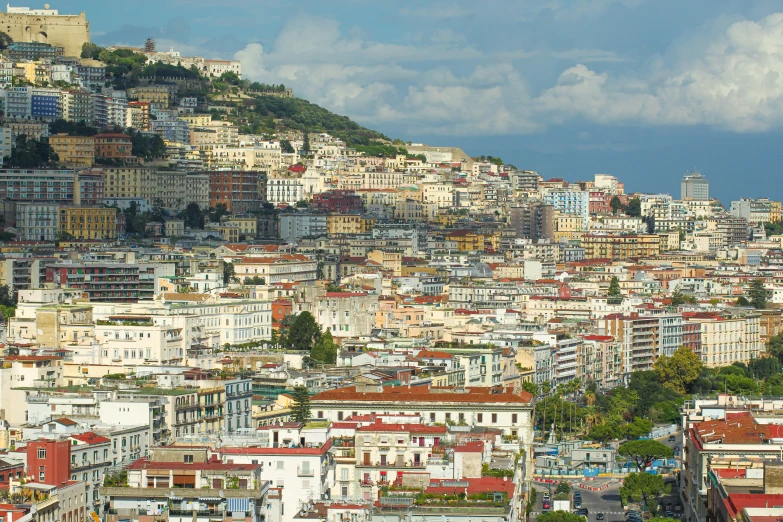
529 429 685 521
530 481 625 522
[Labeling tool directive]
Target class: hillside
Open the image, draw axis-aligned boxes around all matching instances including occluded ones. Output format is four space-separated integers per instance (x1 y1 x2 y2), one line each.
84 44 393 148
215 93 390 147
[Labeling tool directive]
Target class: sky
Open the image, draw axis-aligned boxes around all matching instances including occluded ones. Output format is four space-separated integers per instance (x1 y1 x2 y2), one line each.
53 0 783 203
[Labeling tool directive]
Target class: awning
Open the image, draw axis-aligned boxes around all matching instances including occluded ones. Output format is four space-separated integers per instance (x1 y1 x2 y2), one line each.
198 498 222 502
227 498 250 512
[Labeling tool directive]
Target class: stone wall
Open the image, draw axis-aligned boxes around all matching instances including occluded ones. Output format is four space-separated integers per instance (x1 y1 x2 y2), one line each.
0 11 90 57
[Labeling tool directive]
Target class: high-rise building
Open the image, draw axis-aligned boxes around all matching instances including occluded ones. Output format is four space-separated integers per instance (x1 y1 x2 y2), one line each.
509 202 555 241
681 172 709 200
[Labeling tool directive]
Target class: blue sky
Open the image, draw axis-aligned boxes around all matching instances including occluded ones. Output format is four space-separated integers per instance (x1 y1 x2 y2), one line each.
54 0 783 203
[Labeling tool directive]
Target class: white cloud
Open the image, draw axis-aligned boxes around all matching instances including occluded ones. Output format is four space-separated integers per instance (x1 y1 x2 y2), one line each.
538 12 783 132
234 11 783 136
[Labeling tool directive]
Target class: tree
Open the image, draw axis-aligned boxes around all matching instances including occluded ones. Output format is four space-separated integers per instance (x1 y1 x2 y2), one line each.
311 329 338 364
625 197 642 217
747 279 769 309
670 289 697 306
129 130 166 160
654 347 703 394
183 202 205 229
622 417 654 439
219 71 240 85
749 356 779 379
222 262 235 285
243 276 265 285
736 295 751 306
280 140 295 154
607 276 623 304
537 512 586 522
521 381 539 396
620 472 670 514
618 440 674 472
0 32 12 51
286 312 321 352
610 196 624 215
768 333 783 363
291 385 311 423
302 133 310 154
209 203 229 223
7 135 59 168
81 42 104 59
555 481 571 494
150 198 166 224
0 285 15 307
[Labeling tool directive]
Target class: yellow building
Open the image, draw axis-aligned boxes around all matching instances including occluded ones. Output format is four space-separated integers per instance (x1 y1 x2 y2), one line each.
222 216 257 238
101 167 156 200
446 230 501 252
367 250 402 276
127 86 170 109
59 207 117 240
554 214 584 242
581 234 661 260
771 201 782 223
326 214 373 234
49 134 94 168
179 114 212 126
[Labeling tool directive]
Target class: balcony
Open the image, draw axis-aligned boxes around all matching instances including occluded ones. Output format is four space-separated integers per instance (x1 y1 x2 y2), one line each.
297 466 315 477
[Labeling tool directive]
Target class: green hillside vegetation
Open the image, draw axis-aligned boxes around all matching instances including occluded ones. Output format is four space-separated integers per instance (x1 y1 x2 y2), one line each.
83 43 391 147
226 95 388 146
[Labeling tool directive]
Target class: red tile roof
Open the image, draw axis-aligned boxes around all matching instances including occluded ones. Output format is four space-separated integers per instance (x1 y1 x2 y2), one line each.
312 386 533 405
70 432 110 445
220 439 333 455
127 459 259 471
357 421 447 434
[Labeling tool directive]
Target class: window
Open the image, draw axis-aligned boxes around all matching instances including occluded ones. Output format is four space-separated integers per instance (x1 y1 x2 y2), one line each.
184 454 193 464
37 448 46 459
491 413 497 423
477 413 483 423
512 414 518 424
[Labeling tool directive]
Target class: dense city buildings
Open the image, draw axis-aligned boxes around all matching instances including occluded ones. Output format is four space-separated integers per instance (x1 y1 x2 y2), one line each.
0 6 778 522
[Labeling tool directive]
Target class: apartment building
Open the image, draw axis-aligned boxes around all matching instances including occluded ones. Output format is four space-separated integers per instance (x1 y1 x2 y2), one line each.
208 170 261 213
326 215 373 235
224 378 253 433
58 206 117 240
0 169 76 203
45 263 169 302
299 291 380 338
267 176 304 206
102 447 269 522
597 312 683 377
127 85 170 109
581 234 662 260
16 202 60 241
353 422 447 501
235 254 318 284
683 311 762 367
94 134 133 160
48 134 94 168
99 167 155 200
311 384 534 479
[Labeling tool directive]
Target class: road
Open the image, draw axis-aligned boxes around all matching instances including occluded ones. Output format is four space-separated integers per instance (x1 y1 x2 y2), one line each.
531 482 625 522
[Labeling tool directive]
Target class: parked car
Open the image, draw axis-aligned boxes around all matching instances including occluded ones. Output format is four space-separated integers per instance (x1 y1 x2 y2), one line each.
668 434 677 442
665 511 674 518
597 513 605 520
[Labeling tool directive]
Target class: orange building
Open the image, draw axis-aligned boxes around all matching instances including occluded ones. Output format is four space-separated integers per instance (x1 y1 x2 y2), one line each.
94 133 133 160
